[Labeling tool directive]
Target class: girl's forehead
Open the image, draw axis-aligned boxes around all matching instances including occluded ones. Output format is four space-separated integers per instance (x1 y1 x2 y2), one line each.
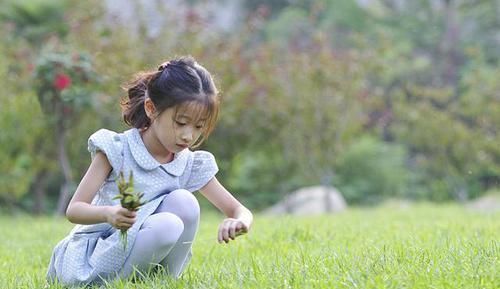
174 102 210 121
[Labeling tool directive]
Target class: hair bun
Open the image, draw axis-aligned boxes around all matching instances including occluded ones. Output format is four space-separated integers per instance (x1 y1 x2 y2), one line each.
158 61 170 71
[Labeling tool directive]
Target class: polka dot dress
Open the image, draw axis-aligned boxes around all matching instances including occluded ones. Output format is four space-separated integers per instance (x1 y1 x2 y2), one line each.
46 128 218 286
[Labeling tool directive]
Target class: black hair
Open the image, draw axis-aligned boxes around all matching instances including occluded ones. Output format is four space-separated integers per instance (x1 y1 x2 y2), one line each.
121 56 220 147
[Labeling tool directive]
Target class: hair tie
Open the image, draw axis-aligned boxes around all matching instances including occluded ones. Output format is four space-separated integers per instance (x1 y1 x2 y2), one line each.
158 61 170 72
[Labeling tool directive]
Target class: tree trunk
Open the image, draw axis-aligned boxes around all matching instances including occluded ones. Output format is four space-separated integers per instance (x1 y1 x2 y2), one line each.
440 0 460 87
33 171 48 215
55 123 74 215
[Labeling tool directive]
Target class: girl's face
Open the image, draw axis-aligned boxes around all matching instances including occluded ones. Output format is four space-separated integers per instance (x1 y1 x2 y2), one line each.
147 100 207 154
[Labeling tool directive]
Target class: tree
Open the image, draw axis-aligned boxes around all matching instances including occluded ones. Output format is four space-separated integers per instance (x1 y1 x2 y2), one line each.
34 50 98 214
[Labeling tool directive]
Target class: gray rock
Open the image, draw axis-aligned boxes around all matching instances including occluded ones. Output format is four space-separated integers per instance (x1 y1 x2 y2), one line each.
263 186 347 215
466 194 500 212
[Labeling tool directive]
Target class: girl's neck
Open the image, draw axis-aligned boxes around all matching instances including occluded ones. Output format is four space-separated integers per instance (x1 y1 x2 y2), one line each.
139 127 174 164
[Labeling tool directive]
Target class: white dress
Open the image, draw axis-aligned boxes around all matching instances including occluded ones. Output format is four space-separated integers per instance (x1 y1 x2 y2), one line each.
46 128 218 286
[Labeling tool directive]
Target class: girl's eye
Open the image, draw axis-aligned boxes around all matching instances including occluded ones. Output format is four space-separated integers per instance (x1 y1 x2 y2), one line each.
195 124 204 129
175 121 187 126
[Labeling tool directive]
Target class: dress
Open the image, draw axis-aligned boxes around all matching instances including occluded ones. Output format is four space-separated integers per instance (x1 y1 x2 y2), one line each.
46 128 218 286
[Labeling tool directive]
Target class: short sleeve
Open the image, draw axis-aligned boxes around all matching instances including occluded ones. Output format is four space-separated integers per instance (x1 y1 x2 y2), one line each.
88 129 123 176
184 151 218 192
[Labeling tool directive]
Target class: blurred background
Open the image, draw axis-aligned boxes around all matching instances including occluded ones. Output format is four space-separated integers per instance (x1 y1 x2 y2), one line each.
0 0 498 215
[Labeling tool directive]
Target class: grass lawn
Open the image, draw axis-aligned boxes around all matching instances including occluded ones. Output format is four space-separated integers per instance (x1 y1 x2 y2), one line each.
0 203 498 289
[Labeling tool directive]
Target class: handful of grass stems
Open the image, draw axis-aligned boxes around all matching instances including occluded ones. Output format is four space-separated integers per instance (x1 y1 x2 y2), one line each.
113 171 145 250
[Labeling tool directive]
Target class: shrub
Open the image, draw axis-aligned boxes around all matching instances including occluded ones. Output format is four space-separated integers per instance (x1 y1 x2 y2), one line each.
335 136 409 204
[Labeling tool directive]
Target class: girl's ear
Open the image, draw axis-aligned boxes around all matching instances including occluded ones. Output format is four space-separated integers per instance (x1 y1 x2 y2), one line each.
144 98 157 120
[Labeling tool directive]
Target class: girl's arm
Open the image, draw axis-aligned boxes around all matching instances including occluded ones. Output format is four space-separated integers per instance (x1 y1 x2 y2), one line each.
66 152 136 229
199 177 253 243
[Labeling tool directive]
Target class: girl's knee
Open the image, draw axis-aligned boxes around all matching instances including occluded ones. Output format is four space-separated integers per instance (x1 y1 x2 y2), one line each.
144 213 184 247
170 189 199 206
168 189 200 224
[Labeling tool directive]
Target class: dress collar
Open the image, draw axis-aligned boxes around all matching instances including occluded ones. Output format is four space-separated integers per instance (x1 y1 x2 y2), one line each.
125 128 189 176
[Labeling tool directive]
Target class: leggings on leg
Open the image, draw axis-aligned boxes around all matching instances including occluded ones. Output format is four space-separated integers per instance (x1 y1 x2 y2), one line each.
119 189 200 279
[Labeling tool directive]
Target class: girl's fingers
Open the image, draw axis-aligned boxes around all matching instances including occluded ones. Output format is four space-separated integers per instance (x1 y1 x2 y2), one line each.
218 224 224 243
228 222 236 240
120 209 136 218
222 222 231 243
218 225 228 243
218 219 248 244
242 223 249 233
218 220 233 243
125 218 136 225
117 222 131 230
118 216 136 225
235 222 245 236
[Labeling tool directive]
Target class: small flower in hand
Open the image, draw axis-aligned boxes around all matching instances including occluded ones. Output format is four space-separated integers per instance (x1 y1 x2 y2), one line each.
113 171 145 250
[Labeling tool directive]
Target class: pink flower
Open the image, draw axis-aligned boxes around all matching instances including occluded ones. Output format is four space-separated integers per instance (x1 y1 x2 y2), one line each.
54 73 71 91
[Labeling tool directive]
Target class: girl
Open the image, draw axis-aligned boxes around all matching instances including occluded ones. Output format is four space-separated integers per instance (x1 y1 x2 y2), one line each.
46 56 253 286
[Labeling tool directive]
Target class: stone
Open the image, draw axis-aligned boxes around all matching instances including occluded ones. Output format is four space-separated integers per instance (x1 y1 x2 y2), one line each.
466 194 500 212
263 186 347 216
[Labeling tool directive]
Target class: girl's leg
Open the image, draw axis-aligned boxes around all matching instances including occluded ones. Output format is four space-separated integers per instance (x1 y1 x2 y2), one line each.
154 189 200 278
119 212 184 278
119 189 200 279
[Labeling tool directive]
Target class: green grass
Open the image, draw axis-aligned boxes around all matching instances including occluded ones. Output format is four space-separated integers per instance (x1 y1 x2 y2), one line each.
0 204 498 289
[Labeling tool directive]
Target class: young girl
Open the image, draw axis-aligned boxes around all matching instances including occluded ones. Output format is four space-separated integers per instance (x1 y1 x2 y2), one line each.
46 56 253 286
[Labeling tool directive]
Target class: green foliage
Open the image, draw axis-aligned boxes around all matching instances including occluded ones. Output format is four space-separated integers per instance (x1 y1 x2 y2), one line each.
1 0 499 210
114 171 145 212
225 148 304 209
34 50 98 121
374 0 444 52
205 38 372 207
265 7 312 46
0 0 69 45
319 0 370 32
387 45 500 201
458 0 500 63
0 43 47 202
0 147 34 201
0 0 101 208
113 171 145 250
335 137 409 204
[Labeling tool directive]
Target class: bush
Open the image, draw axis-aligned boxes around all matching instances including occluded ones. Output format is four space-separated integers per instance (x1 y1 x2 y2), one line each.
335 136 409 204
223 147 306 209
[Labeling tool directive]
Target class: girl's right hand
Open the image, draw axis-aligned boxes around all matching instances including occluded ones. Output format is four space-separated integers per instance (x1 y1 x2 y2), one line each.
105 205 136 230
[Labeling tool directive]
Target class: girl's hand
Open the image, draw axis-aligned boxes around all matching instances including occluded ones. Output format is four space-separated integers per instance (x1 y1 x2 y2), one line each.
218 218 249 244
105 205 136 230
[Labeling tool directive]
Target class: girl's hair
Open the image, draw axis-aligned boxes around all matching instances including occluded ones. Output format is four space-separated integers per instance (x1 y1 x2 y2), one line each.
121 56 220 147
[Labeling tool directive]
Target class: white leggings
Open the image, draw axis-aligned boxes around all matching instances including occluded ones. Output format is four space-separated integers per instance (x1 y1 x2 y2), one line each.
118 189 200 279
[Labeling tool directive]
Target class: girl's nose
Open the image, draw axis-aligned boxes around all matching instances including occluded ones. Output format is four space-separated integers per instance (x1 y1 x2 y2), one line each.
181 131 193 143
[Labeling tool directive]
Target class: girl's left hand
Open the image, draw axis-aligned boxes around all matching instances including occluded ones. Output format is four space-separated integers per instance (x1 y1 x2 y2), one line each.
218 218 249 243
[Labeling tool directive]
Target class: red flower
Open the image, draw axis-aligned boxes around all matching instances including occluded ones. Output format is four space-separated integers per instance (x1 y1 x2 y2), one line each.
54 73 72 91
27 63 35 73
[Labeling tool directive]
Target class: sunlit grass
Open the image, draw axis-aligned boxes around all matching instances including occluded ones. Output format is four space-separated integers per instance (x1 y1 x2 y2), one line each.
0 204 498 289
